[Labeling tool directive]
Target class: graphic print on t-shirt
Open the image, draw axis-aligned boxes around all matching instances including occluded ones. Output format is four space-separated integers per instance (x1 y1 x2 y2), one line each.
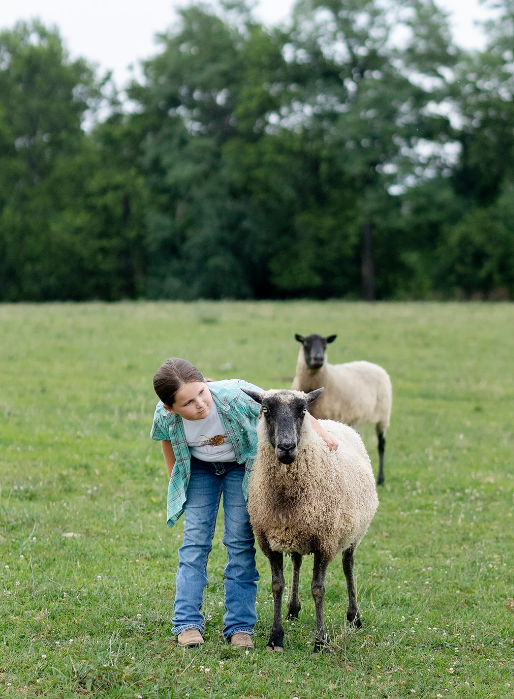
188 433 228 447
181 402 237 462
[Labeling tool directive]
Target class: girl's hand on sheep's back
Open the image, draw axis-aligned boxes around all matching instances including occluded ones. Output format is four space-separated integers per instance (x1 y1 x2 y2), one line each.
309 414 339 451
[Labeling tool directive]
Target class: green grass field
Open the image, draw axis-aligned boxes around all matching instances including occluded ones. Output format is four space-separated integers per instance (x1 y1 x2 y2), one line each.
1 301 513 699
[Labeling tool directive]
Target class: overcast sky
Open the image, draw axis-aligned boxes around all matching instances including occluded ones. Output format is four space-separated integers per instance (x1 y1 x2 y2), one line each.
1 0 495 88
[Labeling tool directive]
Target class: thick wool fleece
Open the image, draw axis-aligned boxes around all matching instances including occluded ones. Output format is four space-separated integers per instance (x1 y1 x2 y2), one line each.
292 352 392 433
247 409 379 563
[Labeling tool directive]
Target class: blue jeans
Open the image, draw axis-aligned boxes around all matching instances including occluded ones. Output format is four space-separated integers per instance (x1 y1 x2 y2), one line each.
172 456 259 639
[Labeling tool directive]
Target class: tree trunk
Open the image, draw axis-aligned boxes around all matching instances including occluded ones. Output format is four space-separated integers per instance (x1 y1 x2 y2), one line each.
361 221 375 301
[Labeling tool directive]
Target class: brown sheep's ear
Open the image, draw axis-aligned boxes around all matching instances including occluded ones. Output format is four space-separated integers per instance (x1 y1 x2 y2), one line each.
295 334 305 343
241 388 263 404
305 387 324 404
326 335 337 343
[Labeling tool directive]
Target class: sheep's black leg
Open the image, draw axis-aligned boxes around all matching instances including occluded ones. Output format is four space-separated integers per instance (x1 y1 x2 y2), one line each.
342 545 362 628
267 551 285 651
377 430 386 486
311 552 330 653
286 552 303 620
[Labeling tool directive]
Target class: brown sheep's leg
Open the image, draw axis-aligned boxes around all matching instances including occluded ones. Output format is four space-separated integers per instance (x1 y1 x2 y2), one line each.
286 552 303 620
267 550 285 652
342 545 362 627
377 427 386 485
311 552 330 653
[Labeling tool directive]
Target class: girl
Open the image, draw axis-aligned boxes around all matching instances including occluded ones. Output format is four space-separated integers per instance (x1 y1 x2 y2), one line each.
150 358 337 648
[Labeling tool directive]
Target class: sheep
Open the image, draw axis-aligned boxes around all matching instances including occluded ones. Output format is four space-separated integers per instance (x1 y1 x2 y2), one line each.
242 387 379 653
292 333 392 485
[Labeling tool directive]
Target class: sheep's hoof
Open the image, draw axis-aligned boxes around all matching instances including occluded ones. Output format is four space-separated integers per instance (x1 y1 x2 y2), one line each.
377 475 384 486
347 612 362 628
312 641 330 654
266 644 284 653
286 610 300 621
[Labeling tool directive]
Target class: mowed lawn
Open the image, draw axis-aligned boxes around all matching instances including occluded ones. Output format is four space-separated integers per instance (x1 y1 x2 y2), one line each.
1 301 513 699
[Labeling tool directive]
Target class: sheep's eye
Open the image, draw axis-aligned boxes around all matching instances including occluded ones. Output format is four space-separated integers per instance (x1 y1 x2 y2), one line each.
302 408 307 414
262 407 268 413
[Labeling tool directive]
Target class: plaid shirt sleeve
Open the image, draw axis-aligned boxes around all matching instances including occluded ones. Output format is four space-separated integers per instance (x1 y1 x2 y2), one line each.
150 407 169 441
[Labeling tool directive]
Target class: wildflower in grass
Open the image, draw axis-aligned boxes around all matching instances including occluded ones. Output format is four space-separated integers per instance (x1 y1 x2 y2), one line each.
447 668 454 674
42 654 46 658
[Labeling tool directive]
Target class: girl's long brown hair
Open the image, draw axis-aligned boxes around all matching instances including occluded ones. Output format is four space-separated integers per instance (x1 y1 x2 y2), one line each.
153 358 204 407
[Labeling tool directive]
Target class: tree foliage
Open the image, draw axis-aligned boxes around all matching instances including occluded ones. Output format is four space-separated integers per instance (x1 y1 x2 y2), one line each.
0 1 513 301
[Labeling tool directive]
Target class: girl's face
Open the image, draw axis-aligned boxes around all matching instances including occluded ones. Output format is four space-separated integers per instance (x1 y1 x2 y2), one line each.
165 381 213 421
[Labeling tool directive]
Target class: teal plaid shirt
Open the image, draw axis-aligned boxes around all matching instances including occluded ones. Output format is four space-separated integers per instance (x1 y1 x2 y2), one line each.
150 379 262 528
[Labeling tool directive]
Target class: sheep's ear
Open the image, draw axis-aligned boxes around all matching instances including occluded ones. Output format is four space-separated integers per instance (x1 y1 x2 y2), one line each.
305 387 324 405
326 335 337 344
241 388 263 404
295 334 305 343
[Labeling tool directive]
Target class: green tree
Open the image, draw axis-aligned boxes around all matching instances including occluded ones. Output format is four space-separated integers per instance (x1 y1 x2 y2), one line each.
280 0 460 298
0 21 148 300
0 21 96 299
450 0 514 206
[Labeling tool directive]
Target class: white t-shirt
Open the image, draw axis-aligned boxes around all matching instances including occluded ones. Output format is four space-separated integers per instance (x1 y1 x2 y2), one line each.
181 403 236 462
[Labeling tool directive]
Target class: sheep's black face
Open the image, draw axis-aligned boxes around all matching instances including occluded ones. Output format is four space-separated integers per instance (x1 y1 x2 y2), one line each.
296 333 337 370
242 388 325 465
262 392 307 464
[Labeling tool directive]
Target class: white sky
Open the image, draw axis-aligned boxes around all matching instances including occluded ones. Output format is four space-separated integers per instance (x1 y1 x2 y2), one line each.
0 0 495 89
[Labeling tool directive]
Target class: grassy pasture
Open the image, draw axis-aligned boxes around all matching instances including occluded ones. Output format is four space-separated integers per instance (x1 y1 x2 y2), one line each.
0 301 513 699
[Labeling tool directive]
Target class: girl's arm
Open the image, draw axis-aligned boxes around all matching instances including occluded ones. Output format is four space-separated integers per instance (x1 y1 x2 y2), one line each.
161 440 176 477
309 414 338 451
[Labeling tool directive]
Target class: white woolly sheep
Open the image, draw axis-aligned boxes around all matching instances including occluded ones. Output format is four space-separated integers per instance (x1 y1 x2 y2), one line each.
242 387 379 653
292 333 392 485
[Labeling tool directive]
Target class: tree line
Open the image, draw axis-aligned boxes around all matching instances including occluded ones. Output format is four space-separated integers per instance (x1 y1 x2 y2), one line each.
1 0 513 302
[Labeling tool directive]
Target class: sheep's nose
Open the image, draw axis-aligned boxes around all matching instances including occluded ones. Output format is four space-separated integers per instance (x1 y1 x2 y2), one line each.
276 442 298 464
277 442 296 453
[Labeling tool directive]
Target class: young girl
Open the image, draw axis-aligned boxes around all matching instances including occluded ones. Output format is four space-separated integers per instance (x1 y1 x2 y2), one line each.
150 357 337 648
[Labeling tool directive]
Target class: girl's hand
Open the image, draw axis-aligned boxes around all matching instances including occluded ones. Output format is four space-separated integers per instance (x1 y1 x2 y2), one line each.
321 431 339 451
308 414 339 451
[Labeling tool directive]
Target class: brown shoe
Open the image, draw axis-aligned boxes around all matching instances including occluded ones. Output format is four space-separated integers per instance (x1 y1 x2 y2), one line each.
178 629 204 647
230 632 254 649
